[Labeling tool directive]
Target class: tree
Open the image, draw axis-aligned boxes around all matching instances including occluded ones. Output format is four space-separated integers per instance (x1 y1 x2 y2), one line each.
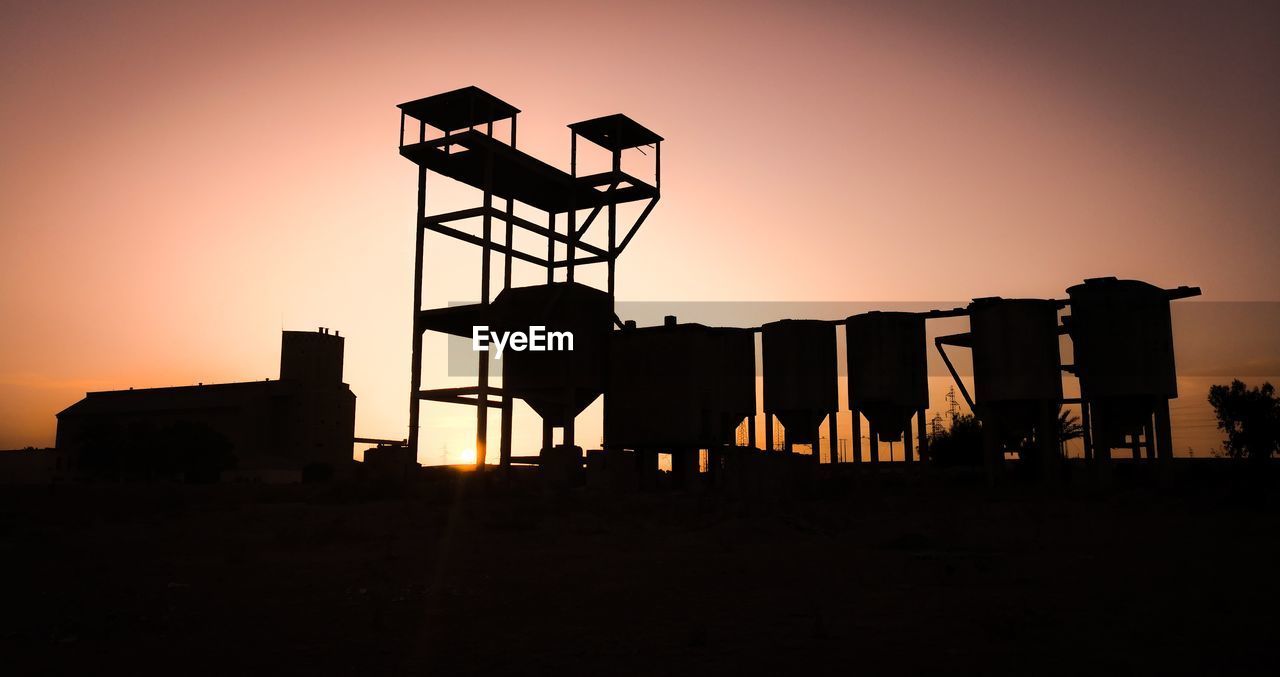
926 413 983 467
1207 380 1280 463
1058 410 1084 443
1058 410 1084 455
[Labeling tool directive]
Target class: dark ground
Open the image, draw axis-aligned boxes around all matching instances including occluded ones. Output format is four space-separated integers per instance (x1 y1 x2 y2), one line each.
3 462 1278 676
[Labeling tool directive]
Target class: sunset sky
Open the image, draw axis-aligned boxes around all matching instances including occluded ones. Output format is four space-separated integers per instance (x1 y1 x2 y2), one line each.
2 0 1277 462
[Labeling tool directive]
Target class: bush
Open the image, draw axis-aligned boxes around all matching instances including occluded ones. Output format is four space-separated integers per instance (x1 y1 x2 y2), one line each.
927 414 983 467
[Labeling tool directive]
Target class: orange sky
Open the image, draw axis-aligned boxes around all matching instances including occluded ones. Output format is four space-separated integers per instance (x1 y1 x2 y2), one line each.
2 0 1278 462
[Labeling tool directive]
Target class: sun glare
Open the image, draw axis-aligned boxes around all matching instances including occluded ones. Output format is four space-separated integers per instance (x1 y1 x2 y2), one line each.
454 447 477 466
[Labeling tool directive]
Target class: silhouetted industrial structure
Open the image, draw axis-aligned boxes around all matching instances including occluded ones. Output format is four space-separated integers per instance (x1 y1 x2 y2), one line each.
938 298 1065 480
55 329 356 480
399 86 661 471
398 86 1204 487
845 311 929 464
605 317 755 485
762 319 838 462
1065 278 1201 478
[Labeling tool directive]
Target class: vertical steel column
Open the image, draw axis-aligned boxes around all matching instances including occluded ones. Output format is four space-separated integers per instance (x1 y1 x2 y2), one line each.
764 414 774 452
499 117 517 470
608 148 619 305
567 132 577 283
564 390 576 449
1154 398 1174 487
869 424 880 463
600 147 621 454
562 133 577 451
981 414 1000 486
828 413 838 464
1040 401 1059 482
655 141 661 192
851 408 862 463
475 122 494 471
748 414 757 449
1085 401 1095 458
407 163 426 463
917 408 928 463
546 213 555 283
1092 405 1113 486
1081 401 1094 461
904 421 914 464
1152 412 1162 458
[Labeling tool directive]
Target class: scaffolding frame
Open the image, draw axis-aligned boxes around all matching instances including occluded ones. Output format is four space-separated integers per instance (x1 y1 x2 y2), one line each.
397 87 661 469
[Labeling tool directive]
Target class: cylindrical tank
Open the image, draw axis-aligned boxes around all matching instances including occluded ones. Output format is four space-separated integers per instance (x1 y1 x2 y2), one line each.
845 311 927 441
968 298 1063 406
493 282 612 425
1066 277 1177 400
605 323 755 449
709 328 756 441
762 319 837 444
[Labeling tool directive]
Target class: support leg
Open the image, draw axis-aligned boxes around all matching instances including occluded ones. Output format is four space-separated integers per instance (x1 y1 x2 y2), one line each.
851 408 862 464
829 413 839 464
1154 398 1174 486
917 408 928 464
1040 403 1059 483
1093 407 1112 488
499 397 513 469
1081 401 1094 462
1152 414 1162 460
475 355 488 470
407 170 426 463
982 417 1001 487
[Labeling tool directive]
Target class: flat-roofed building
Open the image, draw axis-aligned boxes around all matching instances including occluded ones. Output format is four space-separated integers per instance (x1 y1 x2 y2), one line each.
55 329 356 481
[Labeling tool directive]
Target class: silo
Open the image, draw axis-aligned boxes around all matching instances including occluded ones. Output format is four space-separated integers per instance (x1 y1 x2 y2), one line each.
605 320 756 486
966 297 1064 479
969 298 1063 407
762 320 837 454
606 321 708 449
1066 278 1176 400
845 311 928 462
1065 277 1193 468
708 327 757 444
492 282 612 430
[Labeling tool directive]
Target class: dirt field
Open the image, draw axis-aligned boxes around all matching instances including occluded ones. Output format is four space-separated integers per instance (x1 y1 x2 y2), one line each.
3 464 1277 676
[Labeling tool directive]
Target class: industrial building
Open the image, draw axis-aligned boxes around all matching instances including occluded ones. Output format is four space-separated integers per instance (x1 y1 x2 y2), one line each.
399 86 1203 488
55 329 356 481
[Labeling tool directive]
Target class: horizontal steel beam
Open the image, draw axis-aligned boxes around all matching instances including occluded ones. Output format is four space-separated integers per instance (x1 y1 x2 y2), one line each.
354 437 406 446
417 389 507 408
422 220 548 267
422 386 507 397
550 254 609 268
423 208 608 258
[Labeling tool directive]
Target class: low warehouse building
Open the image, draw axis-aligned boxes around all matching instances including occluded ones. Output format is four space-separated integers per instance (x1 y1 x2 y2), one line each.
55 329 356 481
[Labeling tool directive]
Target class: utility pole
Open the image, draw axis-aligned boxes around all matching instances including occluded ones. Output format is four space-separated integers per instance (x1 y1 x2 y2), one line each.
945 386 961 423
